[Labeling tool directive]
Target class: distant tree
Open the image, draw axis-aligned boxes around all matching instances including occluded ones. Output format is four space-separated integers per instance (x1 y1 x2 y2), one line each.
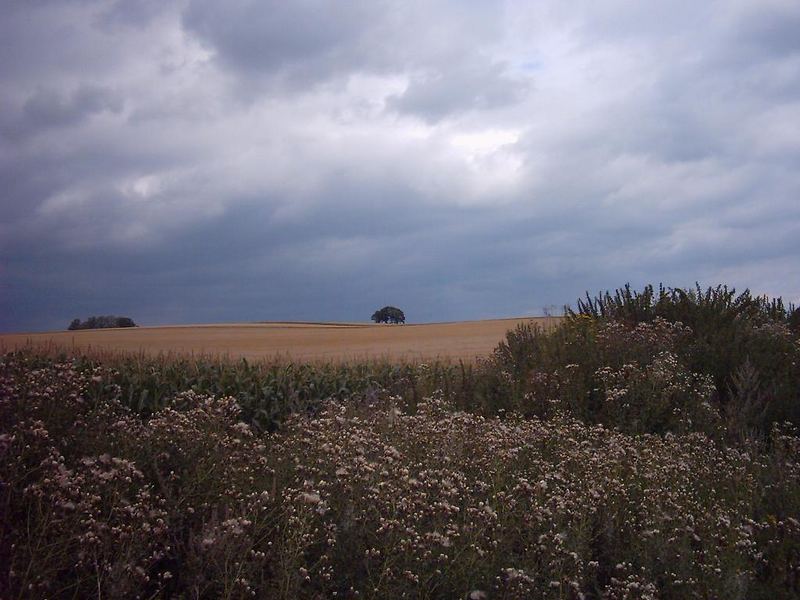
67 315 137 330
371 306 405 324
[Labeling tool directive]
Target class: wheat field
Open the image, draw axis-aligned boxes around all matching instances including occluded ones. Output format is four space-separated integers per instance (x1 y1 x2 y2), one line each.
0 317 558 362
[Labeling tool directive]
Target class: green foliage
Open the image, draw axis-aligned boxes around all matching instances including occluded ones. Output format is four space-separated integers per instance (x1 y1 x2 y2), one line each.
572 283 795 327
481 284 800 442
790 307 800 332
52 351 461 433
68 315 137 330
371 306 405 324
2 357 798 599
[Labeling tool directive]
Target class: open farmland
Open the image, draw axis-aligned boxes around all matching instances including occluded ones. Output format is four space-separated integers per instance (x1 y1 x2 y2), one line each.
0 317 557 362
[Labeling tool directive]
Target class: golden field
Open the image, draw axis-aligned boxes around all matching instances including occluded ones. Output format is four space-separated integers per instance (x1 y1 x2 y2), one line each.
0 317 558 362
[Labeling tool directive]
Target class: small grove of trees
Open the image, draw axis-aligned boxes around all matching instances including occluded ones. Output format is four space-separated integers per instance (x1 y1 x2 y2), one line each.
371 306 405 324
68 315 137 330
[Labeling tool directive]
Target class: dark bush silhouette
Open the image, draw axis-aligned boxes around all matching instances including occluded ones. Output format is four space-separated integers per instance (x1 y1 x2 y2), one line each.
371 306 405 324
571 283 794 327
68 315 138 330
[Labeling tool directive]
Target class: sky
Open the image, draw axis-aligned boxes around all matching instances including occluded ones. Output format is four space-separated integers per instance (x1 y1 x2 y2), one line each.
2 0 800 332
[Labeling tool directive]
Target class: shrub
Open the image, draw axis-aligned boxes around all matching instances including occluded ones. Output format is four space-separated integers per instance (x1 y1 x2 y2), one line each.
68 315 137 330
480 285 800 442
269 397 800 599
371 306 405 324
2 356 798 599
572 283 794 328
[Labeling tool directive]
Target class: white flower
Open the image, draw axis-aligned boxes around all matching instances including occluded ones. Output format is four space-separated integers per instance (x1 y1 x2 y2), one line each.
301 492 321 504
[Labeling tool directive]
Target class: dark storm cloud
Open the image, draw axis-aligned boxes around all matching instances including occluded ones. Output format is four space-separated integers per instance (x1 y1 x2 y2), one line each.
180 0 522 113
2 0 800 332
2 85 122 140
96 0 171 29
181 0 378 79
725 3 800 58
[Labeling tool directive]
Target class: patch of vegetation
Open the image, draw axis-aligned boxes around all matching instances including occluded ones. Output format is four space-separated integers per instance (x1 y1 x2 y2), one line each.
371 306 406 324
68 315 137 330
2 356 798 598
478 284 800 444
13 350 456 433
572 283 795 326
3 283 799 598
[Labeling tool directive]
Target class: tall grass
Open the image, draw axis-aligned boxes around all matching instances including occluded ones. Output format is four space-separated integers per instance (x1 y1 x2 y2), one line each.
2 346 476 433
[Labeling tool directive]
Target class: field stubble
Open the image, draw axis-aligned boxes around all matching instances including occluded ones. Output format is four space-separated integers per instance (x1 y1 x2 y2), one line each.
0 318 558 363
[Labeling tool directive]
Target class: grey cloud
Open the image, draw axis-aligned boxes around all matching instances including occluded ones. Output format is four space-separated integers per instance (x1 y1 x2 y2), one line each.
2 83 123 142
180 0 520 117
181 0 504 76
24 85 121 130
0 198 557 331
96 0 173 29
388 61 530 122
726 3 800 58
181 0 384 83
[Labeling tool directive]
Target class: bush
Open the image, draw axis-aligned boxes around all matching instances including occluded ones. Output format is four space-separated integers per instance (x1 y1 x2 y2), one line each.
478 285 800 443
572 283 794 327
68 315 138 330
371 306 405 324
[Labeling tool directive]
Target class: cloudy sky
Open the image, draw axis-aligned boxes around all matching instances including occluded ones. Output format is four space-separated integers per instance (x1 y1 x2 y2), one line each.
2 0 799 332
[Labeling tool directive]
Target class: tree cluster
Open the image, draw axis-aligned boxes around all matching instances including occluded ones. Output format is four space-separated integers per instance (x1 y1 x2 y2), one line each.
68 315 137 330
371 306 405 324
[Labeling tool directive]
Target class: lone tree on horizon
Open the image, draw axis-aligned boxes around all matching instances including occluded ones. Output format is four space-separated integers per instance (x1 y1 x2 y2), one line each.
371 306 405 324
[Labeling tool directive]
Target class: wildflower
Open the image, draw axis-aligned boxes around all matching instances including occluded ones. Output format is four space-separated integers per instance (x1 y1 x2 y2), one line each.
301 492 321 504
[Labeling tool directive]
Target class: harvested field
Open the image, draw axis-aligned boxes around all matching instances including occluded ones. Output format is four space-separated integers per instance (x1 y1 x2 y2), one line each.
0 317 558 362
